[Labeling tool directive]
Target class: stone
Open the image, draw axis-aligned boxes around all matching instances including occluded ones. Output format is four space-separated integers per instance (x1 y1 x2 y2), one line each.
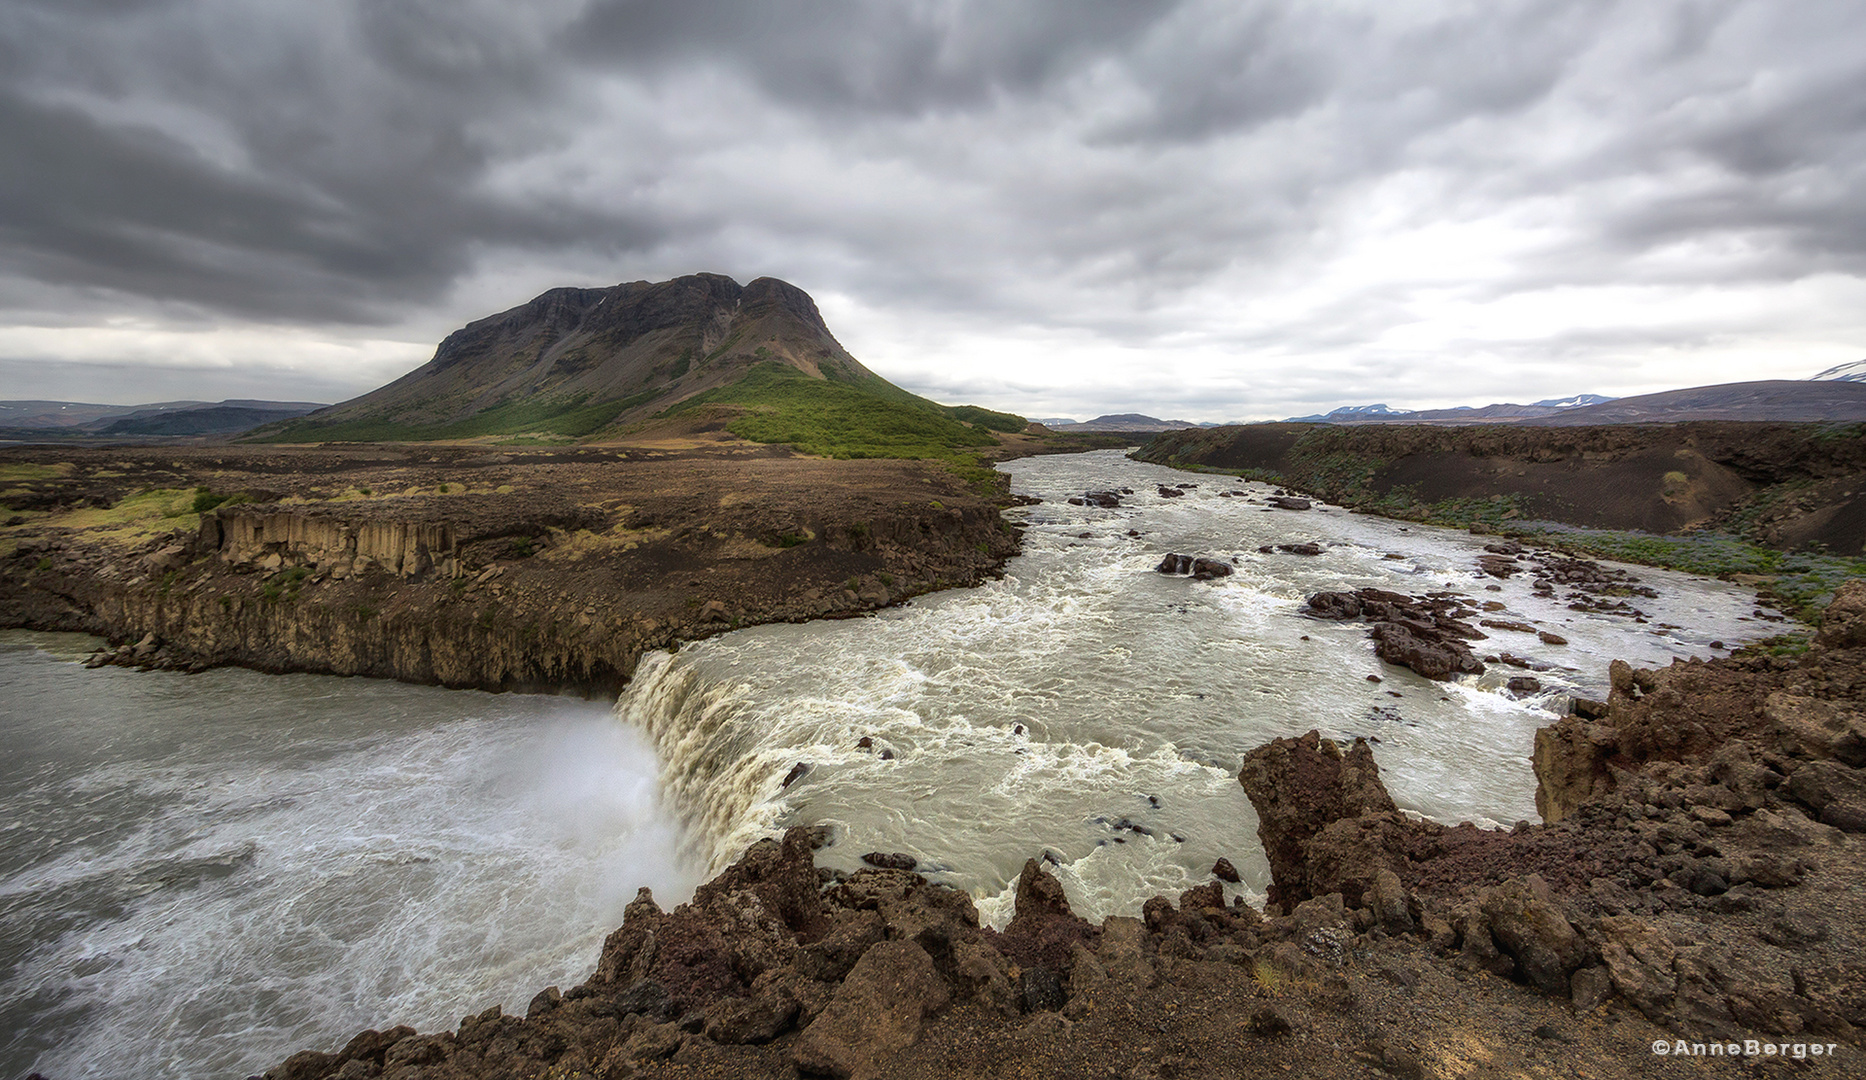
861 852 917 870
1212 857 1241 883
1304 591 1362 619
1020 966 1067 1012
1767 692 1866 768
792 940 950 1079
1507 676 1542 694
951 936 1019 1015
1570 965 1613 1012
621 1021 684 1061
1094 916 1155 990
1815 579 1866 649
1266 496 1311 511
1596 916 1677 1020
1537 631 1568 646
1531 719 1621 824
996 858 1094 974
143 544 190 572
1237 731 1399 907
1248 1003 1294 1035
1786 760 1866 831
1369 868 1415 934
796 910 886 983
703 987 799 1044
1478 876 1586 996
1370 622 1485 681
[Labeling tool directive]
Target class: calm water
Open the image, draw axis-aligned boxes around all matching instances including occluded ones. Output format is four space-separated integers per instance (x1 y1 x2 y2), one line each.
0 638 700 1079
0 448 1779 1077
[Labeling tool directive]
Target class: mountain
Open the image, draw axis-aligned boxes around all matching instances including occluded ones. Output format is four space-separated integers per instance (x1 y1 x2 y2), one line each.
1285 403 1404 422
1531 394 1615 408
1811 360 1866 384
0 400 208 429
1043 414 1204 432
1521 380 1866 425
253 274 1023 454
97 404 326 436
0 399 324 438
1285 396 1612 424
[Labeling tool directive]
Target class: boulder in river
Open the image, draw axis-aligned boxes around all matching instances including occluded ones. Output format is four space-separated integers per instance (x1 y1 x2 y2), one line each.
1304 587 1487 680
1155 553 1234 580
1266 496 1311 510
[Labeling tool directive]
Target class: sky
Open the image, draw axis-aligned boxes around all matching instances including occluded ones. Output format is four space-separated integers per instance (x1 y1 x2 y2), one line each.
2 1 1863 423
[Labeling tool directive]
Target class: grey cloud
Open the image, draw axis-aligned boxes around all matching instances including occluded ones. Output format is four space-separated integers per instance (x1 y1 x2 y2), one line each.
0 0 1861 415
566 0 1180 114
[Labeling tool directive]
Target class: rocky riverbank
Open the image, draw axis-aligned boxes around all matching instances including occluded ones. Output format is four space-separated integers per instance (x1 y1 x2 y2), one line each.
249 583 1866 1080
0 443 1022 693
1135 421 1866 556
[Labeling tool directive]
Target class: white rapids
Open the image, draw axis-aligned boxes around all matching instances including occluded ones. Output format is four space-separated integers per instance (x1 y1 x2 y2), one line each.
616 448 1779 927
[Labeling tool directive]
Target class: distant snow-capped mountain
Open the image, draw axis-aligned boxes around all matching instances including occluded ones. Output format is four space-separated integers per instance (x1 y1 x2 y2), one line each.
1531 394 1616 408
1285 395 1613 424
1810 360 1866 384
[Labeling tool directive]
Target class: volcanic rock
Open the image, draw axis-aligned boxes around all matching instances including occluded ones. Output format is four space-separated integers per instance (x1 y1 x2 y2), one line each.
1237 730 1398 906
792 941 950 1078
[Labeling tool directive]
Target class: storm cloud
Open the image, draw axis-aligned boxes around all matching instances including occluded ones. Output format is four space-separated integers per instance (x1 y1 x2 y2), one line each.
1 0 1861 417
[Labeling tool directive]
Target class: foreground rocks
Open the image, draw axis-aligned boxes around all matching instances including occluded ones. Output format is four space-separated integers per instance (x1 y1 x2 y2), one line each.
257 586 1866 1080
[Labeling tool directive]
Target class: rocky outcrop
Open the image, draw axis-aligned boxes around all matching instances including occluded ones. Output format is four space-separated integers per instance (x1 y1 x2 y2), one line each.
1154 552 1234 580
259 830 1255 1080
1229 585 1866 1044
1302 587 1487 680
0 445 1023 693
1236 731 1398 907
1137 420 1866 554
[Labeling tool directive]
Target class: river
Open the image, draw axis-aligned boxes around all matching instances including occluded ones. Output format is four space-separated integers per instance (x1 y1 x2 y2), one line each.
620 449 1778 925
0 636 699 1079
0 448 1778 1077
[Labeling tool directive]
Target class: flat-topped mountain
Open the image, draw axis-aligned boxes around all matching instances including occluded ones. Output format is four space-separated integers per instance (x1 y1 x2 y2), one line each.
257 274 1021 450
1044 413 1205 432
1522 379 1866 425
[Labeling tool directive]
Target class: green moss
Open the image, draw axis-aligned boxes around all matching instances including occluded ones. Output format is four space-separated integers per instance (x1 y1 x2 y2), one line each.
252 389 669 443
942 404 1027 433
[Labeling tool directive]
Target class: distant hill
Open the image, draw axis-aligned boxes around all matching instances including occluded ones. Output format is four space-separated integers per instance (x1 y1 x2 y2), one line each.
98 404 325 436
1286 395 1614 424
1044 413 1204 433
1811 360 1866 384
0 399 325 439
251 273 1023 457
1522 380 1866 426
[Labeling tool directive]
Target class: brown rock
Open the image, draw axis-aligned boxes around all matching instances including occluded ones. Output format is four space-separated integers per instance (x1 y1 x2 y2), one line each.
1595 916 1677 1020
1816 579 1866 649
1212 857 1241 883
703 986 799 1044
792 940 951 1079
1531 718 1620 824
994 858 1093 974
1477 875 1587 995
1237 730 1398 907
